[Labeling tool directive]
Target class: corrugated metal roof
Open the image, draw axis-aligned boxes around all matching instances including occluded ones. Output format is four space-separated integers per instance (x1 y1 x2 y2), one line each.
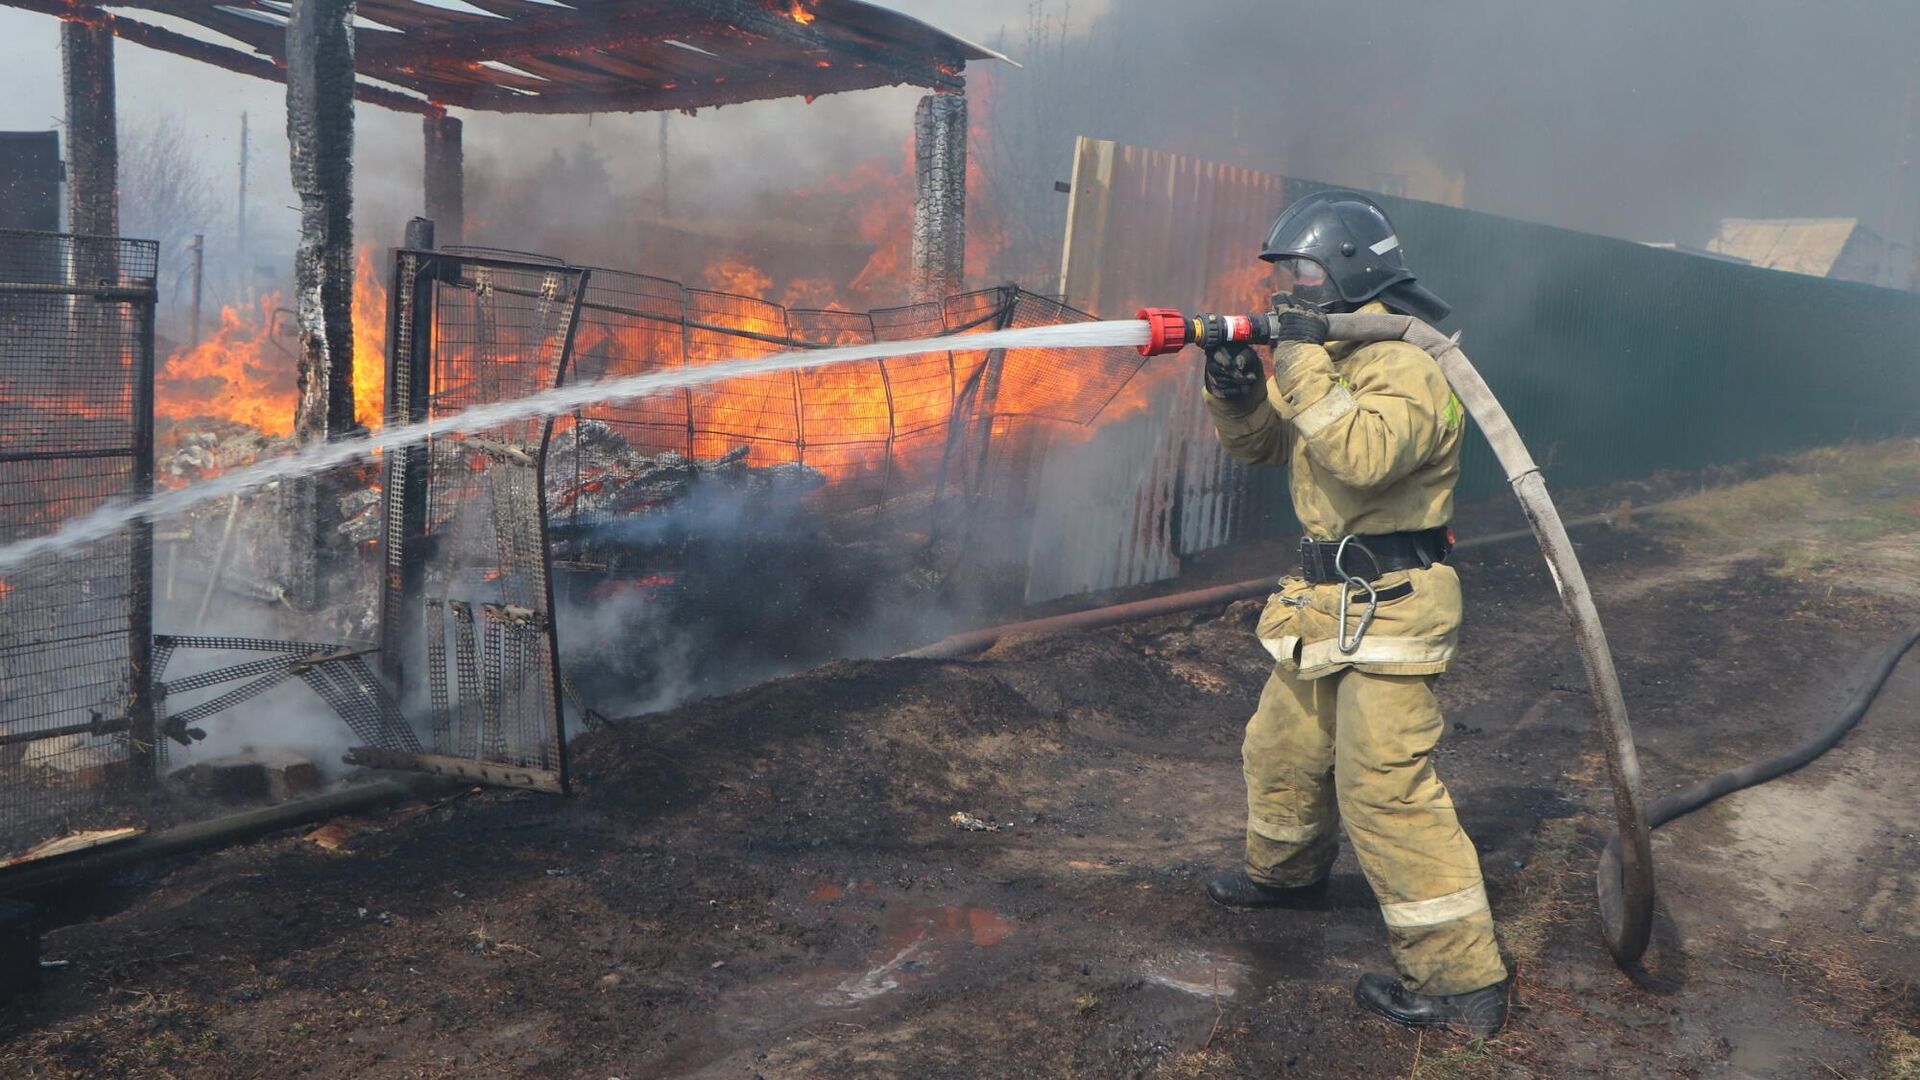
1706 217 1861 277
8 0 1005 114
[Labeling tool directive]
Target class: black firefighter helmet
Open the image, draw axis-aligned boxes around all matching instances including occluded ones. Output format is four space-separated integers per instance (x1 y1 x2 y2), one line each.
1258 189 1451 324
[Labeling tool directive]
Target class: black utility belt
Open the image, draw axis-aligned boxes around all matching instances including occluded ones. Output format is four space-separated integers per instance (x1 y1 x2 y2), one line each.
1298 526 1454 585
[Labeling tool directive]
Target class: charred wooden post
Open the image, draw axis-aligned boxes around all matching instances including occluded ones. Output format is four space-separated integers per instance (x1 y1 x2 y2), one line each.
285 0 357 610
423 112 463 245
287 0 357 442
61 19 117 239
910 93 967 306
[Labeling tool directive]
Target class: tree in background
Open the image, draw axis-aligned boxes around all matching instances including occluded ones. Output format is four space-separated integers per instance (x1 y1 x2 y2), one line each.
119 112 226 338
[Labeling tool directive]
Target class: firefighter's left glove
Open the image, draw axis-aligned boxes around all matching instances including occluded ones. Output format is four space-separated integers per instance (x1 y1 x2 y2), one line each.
1271 296 1330 345
1204 343 1266 404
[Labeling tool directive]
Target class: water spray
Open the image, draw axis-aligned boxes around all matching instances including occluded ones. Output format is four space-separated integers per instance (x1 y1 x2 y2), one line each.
5 305 1909 973
0 319 1150 574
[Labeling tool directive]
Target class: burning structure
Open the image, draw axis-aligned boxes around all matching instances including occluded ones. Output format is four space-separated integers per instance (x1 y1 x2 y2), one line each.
0 0 1029 853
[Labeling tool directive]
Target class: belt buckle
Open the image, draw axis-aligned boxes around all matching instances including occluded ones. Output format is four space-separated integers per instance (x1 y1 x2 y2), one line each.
1299 537 1336 583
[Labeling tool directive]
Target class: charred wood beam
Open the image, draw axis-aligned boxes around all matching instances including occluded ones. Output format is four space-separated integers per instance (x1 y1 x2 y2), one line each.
285 0 357 610
354 5 711 66
17 0 962 115
911 93 967 306
683 0 965 94
60 19 116 237
422 113 462 244
12 0 434 114
439 66 949 114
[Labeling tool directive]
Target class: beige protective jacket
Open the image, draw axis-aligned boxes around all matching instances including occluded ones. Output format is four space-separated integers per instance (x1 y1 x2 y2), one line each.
1206 302 1466 679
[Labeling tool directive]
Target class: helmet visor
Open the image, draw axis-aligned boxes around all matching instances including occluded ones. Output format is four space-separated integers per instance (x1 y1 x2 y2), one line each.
1268 256 1341 307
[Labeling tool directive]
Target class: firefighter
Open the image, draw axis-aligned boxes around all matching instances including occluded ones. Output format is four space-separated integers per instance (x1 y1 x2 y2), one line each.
1202 189 1509 1037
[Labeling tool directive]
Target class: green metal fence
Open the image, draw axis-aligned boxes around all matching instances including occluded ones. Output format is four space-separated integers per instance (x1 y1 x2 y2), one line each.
1359 187 1920 502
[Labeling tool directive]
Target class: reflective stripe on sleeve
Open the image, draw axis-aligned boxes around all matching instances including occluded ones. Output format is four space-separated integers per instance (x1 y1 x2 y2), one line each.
1292 383 1358 438
1379 882 1490 928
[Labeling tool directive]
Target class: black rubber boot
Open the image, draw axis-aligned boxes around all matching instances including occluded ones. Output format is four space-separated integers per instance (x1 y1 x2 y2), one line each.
1205 870 1329 909
1354 972 1509 1037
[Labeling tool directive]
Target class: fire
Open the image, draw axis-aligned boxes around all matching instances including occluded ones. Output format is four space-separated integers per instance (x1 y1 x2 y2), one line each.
783 1 816 25
156 293 296 435
352 249 388 430
586 574 676 601
702 259 774 299
155 249 387 437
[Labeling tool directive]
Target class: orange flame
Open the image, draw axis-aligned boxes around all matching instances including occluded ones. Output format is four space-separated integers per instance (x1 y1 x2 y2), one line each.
784 1 816 25
155 249 387 437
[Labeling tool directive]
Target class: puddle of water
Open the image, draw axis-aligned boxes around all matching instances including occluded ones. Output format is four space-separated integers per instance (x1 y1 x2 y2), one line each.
884 903 1017 949
1139 949 1251 1000
816 936 930 1007
801 901 1020 1011
651 897 1019 1075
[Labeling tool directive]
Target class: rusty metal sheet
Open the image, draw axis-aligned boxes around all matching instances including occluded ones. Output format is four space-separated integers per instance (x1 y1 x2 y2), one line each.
1031 137 1291 600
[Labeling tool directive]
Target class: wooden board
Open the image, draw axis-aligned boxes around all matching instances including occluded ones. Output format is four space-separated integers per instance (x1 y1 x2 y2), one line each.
0 826 145 870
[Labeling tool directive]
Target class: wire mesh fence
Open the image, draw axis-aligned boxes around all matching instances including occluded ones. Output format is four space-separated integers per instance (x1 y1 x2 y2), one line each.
381 248 1155 746
543 268 1150 532
380 251 586 791
0 229 156 858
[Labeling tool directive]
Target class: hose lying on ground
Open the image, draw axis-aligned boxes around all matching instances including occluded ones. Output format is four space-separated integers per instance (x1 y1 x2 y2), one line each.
1596 624 1920 953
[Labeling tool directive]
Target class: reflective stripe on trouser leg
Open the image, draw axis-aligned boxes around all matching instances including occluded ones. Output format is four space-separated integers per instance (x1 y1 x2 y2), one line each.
1242 664 1340 887
1332 669 1507 996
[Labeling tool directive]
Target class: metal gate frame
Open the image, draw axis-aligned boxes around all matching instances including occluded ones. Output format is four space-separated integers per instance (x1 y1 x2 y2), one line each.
374 245 586 793
0 228 157 859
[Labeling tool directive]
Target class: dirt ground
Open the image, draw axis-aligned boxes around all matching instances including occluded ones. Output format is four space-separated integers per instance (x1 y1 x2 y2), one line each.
3 441 1920 1078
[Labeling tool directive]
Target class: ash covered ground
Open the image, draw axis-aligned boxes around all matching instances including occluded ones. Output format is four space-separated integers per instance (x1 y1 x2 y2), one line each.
4 444 1919 1078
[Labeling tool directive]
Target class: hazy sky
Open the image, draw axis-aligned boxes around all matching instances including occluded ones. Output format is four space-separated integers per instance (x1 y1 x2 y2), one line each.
5 0 1916 278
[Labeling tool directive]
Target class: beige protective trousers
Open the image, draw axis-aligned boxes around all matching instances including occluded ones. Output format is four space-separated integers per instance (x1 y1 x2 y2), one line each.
1243 663 1507 995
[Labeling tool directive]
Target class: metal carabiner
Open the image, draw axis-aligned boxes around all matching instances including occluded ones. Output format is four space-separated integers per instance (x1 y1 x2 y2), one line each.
1334 535 1380 655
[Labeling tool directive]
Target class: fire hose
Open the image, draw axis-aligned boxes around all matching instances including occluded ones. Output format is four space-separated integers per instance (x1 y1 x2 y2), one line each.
910 308 1920 969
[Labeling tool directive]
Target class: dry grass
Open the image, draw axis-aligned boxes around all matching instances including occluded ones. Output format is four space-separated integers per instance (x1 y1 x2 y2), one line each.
1875 1020 1920 1080
1161 1047 1238 1077
1498 815 1585 970
1409 1035 1499 1080
1656 438 1920 576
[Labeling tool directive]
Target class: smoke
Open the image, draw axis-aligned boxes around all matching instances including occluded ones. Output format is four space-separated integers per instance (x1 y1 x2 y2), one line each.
968 0 1920 257
552 468 1014 718
148 502 376 783
3 1 1916 271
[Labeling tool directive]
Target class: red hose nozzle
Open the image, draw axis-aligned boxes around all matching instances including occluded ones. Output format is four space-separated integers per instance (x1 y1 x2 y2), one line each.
1137 307 1278 356
1137 307 1191 357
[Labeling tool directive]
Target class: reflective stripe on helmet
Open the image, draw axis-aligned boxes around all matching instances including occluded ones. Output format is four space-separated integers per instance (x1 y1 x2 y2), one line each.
1369 235 1401 256
1379 882 1490 928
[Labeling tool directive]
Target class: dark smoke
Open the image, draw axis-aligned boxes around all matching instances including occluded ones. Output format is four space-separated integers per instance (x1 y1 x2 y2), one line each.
971 0 1920 276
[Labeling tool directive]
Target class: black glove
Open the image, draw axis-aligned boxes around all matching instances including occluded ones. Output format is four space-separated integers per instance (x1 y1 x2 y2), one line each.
1270 294 1331 345
1204 343 1265 401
